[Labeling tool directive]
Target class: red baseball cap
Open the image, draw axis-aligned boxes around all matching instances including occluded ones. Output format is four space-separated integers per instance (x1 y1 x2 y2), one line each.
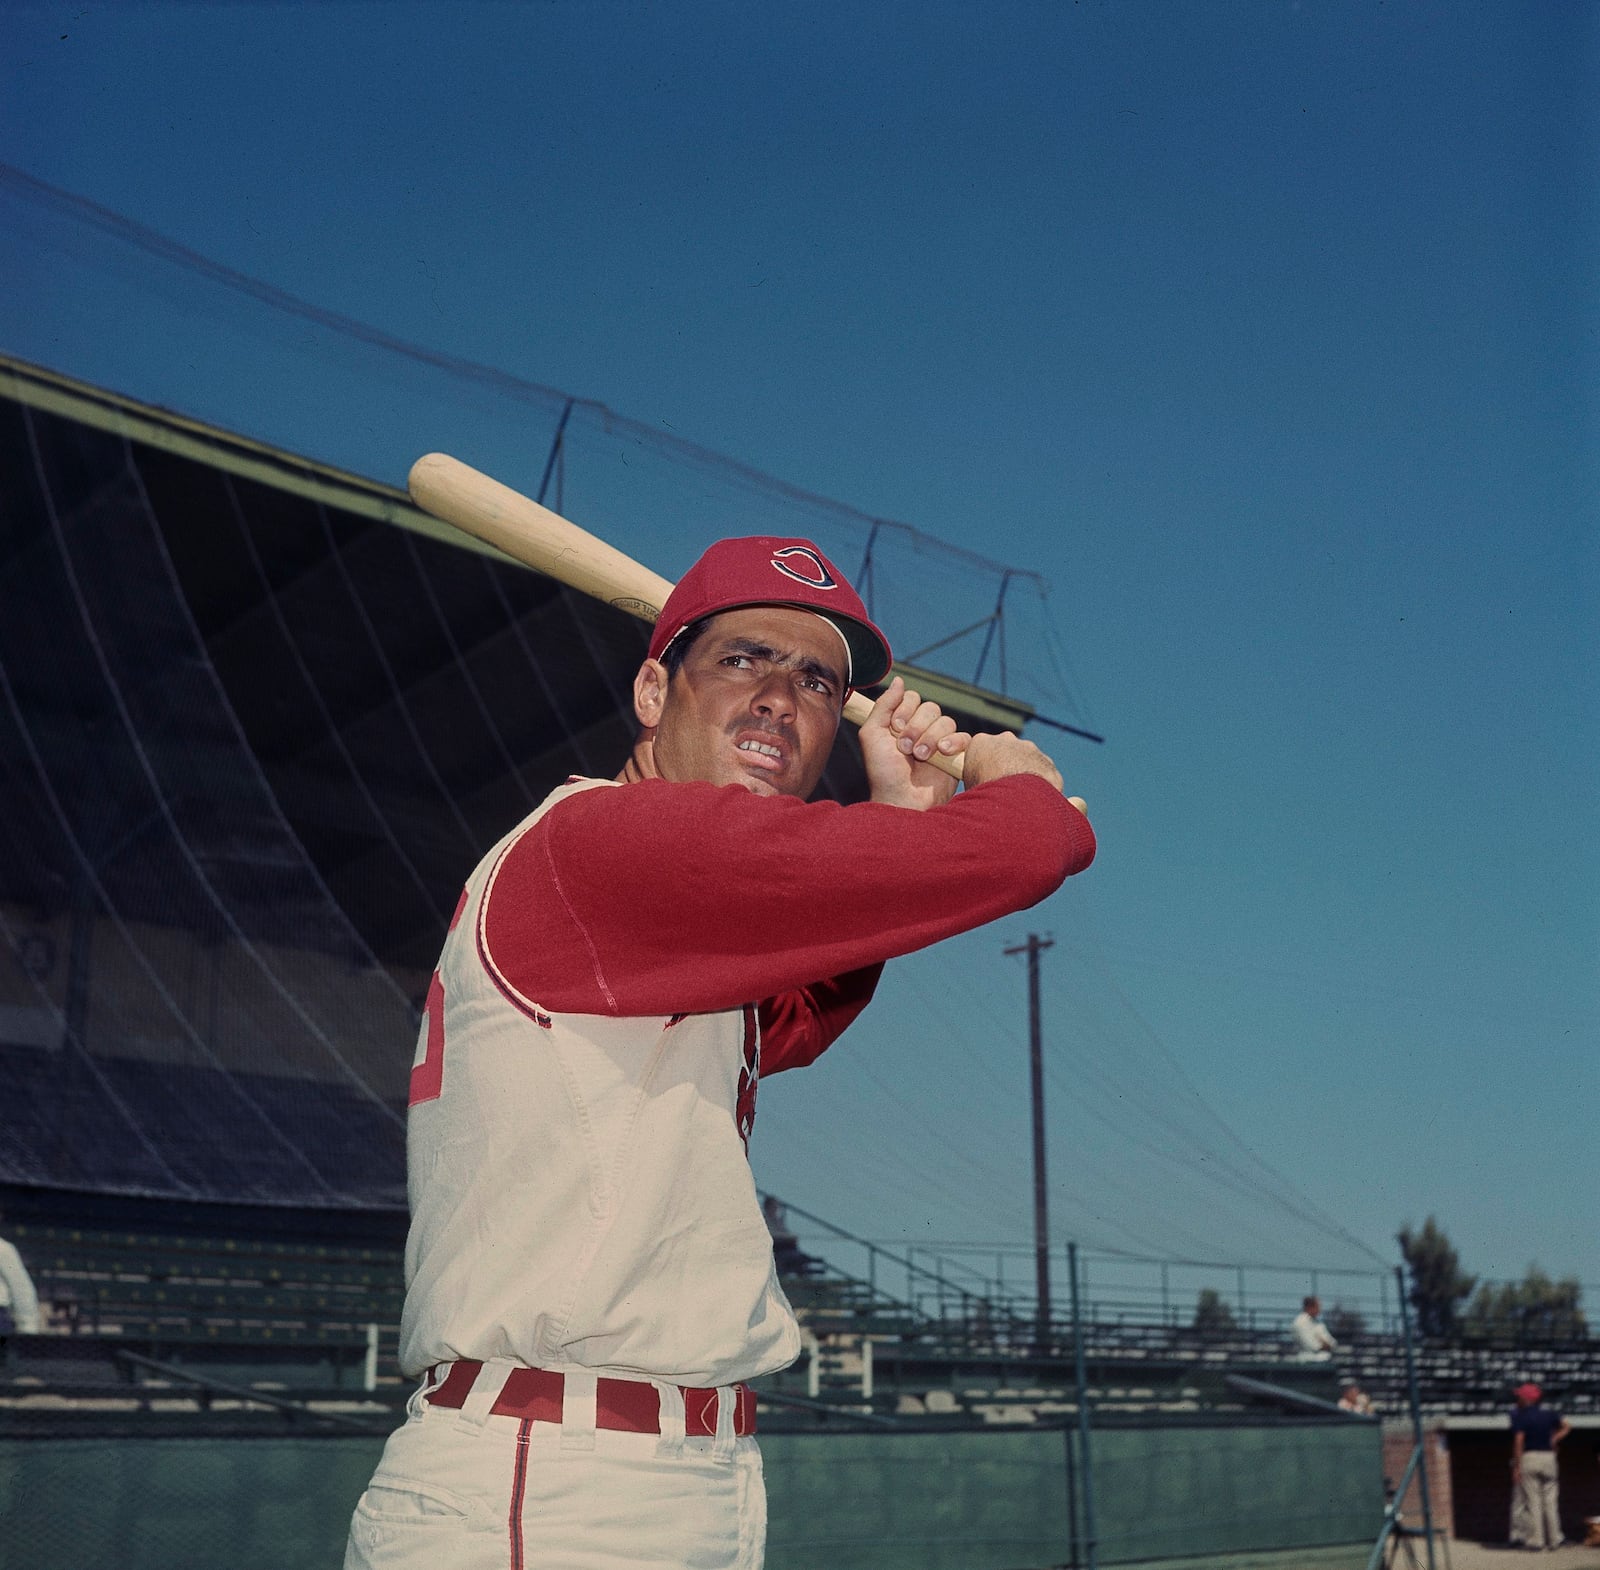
647 536 892 689
1515 1383 1542 1403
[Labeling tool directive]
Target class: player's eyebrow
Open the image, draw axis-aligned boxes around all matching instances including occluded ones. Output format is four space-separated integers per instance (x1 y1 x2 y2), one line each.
720 637 842 691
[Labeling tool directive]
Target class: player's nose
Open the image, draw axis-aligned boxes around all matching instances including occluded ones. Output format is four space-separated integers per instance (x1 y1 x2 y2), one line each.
749 670 796 719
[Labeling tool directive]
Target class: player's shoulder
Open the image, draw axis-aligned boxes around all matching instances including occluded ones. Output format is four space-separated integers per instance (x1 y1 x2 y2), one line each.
515 775 623 830
547 774 623 807
472 777 622 884
544 774 801 824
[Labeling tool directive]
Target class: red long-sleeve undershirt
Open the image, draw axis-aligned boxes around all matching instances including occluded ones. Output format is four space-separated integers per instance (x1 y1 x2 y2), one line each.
481 773 1095 1072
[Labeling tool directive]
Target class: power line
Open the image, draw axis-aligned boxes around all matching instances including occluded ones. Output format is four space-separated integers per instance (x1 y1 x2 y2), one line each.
0 161 1050 591
1041 954 1386 1266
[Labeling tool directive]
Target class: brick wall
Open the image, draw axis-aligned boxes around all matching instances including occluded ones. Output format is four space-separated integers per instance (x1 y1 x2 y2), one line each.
1382 1420 1453 1536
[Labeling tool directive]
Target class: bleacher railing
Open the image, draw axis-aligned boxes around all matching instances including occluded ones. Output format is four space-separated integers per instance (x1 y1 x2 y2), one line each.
769 1202 1598 1353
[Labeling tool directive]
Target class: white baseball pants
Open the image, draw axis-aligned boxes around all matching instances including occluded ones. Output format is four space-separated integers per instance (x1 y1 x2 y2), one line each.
1516 1451 1561 1550
344 1370 766 1570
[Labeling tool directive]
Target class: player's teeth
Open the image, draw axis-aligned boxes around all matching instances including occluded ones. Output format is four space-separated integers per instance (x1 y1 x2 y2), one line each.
738 741 780 757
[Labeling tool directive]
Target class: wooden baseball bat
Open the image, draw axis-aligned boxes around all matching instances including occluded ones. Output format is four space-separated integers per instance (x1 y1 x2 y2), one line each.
406 451 966 778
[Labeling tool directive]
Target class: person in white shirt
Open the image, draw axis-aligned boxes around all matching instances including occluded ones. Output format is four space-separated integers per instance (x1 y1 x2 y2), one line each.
1337 1380 1373 1414
1291 1295 1337 1360
0 1230 41 1335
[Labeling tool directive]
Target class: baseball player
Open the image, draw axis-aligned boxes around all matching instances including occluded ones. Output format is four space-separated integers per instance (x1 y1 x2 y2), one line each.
345 536 1096 1569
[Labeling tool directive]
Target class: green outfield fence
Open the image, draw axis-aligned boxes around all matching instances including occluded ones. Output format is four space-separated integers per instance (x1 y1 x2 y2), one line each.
0 1413 1382 1570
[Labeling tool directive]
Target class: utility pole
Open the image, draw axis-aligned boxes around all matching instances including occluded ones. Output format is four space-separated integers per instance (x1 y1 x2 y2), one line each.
1004 932 1054 1352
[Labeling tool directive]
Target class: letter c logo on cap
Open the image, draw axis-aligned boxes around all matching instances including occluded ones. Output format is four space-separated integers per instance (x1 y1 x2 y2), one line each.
770 546 837 590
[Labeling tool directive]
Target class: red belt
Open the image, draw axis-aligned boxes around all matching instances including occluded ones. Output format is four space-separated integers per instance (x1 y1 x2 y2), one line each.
426 1359 757 1438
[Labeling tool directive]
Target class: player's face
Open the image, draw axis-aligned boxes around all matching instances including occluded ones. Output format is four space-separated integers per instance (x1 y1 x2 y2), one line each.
645 606 846 799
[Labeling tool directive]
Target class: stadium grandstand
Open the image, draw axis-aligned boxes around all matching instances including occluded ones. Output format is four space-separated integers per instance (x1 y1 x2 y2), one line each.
0 349 1049 1397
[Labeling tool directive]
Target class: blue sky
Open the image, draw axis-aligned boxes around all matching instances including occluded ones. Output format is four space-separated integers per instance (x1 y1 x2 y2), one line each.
2 1 1594 1301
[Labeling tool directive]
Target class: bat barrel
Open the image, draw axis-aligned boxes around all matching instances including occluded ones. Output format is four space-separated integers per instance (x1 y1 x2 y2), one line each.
407 453 675 618
407 451 966 781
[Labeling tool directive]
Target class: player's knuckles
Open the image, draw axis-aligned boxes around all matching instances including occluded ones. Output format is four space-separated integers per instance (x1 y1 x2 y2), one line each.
898 699 945 741
910 713 956 758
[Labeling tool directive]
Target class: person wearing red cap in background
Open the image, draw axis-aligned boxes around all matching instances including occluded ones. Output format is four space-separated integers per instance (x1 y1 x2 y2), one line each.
346 536 1095 1570
1510 1381 1571 1551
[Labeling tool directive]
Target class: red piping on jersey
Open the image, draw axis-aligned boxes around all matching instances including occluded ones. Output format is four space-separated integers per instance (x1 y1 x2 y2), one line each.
537 821 618 1012
476 832 557 1029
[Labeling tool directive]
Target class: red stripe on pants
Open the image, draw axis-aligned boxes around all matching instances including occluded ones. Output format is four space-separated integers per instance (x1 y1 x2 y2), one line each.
508 1417 533 1569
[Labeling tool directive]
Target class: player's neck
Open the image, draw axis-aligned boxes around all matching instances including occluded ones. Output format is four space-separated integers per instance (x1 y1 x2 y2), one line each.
615 737 661 786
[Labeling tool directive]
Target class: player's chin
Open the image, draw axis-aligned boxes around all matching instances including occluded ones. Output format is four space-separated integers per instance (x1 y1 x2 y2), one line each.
726 763 777 796
736 768 818 802
737 773 790 799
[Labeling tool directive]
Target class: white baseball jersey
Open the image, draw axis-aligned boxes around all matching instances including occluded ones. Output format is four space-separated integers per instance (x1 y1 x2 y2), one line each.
397 771 1096 1387
399 778 801 1386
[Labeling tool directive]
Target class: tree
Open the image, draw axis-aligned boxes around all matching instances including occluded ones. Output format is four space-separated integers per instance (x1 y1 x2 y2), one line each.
1463 1268 1586 1342
1193 1287 1236 1335
1397 1216 1476 1337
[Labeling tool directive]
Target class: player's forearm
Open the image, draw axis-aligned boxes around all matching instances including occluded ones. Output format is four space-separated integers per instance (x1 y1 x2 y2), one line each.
577 775 1091 1014
488 773 1093 1015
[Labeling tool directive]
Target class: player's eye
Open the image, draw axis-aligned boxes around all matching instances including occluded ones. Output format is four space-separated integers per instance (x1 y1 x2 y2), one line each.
721 654 755 669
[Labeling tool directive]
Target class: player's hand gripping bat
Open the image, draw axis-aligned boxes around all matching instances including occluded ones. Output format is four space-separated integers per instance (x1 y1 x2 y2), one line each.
406 451 967 777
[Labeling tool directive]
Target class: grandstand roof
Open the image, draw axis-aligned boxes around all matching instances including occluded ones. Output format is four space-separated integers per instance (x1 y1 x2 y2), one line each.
0 353 1035 1210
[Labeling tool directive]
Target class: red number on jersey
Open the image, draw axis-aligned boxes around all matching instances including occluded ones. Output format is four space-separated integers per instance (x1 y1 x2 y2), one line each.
735 1004 759 1151
409 969 446 1106
409 887 469 1108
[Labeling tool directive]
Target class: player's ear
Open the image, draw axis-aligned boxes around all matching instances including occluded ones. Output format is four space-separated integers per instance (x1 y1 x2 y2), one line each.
633 658 669 731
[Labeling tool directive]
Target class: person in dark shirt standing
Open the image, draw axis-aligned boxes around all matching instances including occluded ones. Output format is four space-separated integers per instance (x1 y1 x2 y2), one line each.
1510 1381 1570 1550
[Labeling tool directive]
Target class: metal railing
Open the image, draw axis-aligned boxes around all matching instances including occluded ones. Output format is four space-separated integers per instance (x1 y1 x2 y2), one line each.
769 1206 1599 1351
